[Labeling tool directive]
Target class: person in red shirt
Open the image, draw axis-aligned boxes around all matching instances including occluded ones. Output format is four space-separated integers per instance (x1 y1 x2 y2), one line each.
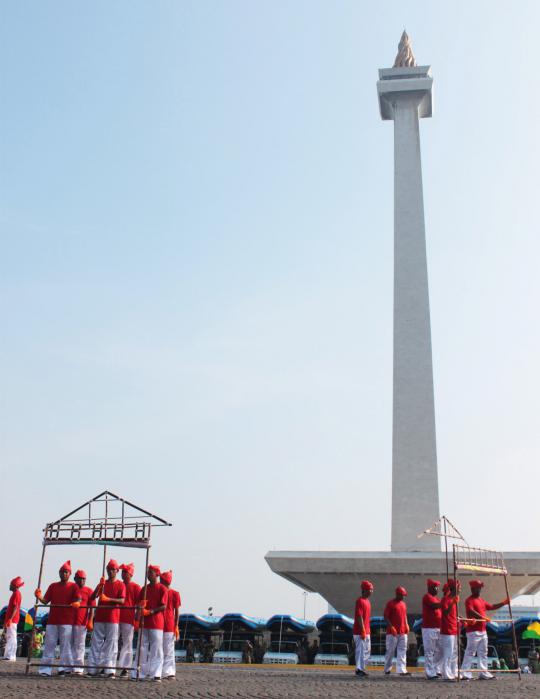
3 576 24 661
35 560 81 676
383 586 410 676
421 578 442 679
70 570 95 675
87 559 126 678
160 570 181 680
352 579 373 677
439 579 460 681
117 563 141 677
131 564 168 682
461 580 508 680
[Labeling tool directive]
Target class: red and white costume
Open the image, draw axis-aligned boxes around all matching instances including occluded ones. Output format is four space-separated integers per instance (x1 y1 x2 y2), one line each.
71 571 95 675
118 564 141 671
352 581 372 673
87 560 126 677
439 584 459 681
131 568 168 680
3 577 23 661
383 592 408 674
40 562 80 676
421 580 442 678
461 588 494 680
160 571 181 679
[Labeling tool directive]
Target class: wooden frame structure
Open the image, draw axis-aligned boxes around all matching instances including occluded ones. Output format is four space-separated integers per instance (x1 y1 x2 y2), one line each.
418 515 467 580
25 490 172 679
453 543 521 680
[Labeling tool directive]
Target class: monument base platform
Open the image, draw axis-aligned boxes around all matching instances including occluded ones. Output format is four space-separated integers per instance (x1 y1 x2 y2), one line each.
265 550 540 617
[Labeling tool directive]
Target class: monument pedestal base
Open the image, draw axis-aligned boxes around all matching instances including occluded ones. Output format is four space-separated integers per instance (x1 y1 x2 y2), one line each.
265 550 540 617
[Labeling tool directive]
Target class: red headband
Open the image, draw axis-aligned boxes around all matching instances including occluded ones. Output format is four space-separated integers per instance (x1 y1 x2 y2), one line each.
120 563 135 576
148 564 161 575
11 576 24 589
395 586 408 596
75 569 87 579
60 560 72 573
469 579 484 589
427 579 440 587
160 570 173 585
361 579 373 591
106 559 119 570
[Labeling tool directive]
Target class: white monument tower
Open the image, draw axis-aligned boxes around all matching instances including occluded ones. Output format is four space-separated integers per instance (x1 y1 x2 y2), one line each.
265 33 540 615
377 31 440 552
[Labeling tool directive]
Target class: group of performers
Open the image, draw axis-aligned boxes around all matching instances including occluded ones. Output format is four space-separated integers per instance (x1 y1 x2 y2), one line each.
3 559 181 682
3 567 511 681
353 577 509 680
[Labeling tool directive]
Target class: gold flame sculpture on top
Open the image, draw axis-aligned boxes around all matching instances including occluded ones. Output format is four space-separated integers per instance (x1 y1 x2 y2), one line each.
393 30 417 68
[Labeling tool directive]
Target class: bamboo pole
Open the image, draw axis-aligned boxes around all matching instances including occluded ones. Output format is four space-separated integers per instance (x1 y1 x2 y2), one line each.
443 517 449 582
134 541 150 680
504 572 521 680
102 494 108 576
26 541 47 675
454 546 461 683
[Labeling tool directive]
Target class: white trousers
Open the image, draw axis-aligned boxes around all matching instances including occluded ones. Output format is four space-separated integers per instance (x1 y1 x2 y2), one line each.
71 625 87 673
439 634 458 680
3 625 17 660
421 627 441 678
118 623 135 669
461 631 493 679
87 622 119 675
384 633 407 674
162 631 176 677
132 628 164 679
40 624 73 675
353 634 370 671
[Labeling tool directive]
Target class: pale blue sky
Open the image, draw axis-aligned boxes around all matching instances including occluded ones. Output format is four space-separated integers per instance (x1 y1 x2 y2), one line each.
1 1 539 620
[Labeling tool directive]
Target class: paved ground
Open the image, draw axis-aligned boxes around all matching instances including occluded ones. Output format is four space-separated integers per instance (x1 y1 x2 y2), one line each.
0 660 537 698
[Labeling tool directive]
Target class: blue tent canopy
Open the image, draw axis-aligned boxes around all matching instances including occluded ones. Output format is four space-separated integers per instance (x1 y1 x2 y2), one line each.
0 606 29 629
316 613 353 633
369 616 387 629
218 613 266 632
266 615 315 634
178 614 220 631
497 616 540 643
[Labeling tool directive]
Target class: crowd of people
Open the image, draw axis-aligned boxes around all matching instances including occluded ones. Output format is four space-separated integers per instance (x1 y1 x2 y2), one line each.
2 559 181 682
353 577 509 681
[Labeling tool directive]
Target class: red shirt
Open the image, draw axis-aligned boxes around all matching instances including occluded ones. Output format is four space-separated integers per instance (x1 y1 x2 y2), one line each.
465 595 494 633
139 583 168 630
120 581 142 625
73 585 95 626
6 590 22 625
163 588 181 632
94 580 126 624
384 599 408 635
440 595 458 636
44 581 80 625
353 596 371 635
422 593 441 629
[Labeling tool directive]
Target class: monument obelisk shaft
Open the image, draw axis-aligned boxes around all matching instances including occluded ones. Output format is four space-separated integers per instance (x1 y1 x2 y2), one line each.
265 33 540 617
378 33 439 552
